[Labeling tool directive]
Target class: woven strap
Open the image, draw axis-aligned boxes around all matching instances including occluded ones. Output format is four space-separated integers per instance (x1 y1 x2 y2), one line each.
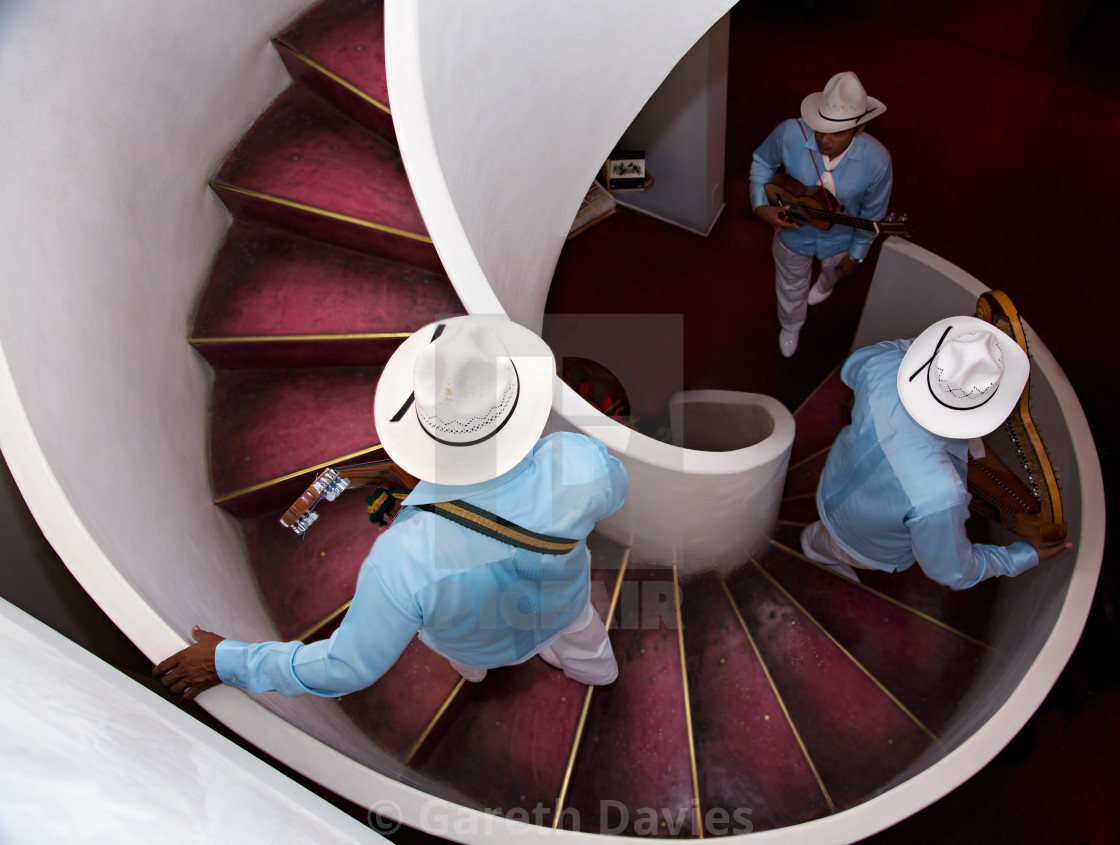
365 488 579 555
365 488 411 524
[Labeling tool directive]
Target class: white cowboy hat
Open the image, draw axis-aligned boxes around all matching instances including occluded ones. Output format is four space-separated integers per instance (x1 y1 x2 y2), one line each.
897 316 1030 440
373 315 556 486
801 71 886 133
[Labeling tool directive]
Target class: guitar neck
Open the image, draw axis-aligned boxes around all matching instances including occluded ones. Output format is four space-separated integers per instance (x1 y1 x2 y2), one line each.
796 204 879 233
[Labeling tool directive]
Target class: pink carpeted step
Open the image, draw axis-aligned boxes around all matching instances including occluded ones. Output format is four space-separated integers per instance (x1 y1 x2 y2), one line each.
276 0 394 142
680 570 830 833
242 489 385 641
855 562 1001 646
789 366 849 467
773 506 1000 647
191 226 462 369
725 563 936 810
755 542 990 733
340 636 463 763
559 566 698 836
411 656 586 819
782 448 831 500
212 86 438 271
408 559 628 822
778 491 820 525
210 366 381 505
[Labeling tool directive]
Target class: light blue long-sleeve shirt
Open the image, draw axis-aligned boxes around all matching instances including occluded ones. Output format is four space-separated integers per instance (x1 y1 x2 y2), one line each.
816 340 1039 590
748 118 893 261
215 432 628 697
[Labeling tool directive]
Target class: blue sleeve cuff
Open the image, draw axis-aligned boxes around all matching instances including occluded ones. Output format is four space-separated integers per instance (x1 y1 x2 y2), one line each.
214 639 251 688
1007 540 1041 573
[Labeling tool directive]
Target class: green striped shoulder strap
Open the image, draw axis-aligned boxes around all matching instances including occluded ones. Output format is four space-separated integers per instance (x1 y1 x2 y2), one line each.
365 488 579 556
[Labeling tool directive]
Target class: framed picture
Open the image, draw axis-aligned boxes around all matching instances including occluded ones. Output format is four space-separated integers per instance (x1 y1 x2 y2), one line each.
605 150 646 190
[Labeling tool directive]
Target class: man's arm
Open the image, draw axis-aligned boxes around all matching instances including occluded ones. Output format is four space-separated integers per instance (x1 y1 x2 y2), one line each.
152 626 225 701
749 120 800 230
907 502 1049 590
848 154 893 261
840 338 912 389
155 554 421 699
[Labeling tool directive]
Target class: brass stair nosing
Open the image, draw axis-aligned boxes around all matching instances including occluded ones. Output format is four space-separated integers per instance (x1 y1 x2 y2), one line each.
752 558 944 747
272 38 392 116
191 331 411 345
552 548 630 828
212 444 384 504
209 182 433 244
767 539 994 651
718 572 837 814
673 565 703 838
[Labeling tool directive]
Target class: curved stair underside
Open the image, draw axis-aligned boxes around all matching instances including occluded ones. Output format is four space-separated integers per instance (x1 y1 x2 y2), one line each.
194 0 1007 837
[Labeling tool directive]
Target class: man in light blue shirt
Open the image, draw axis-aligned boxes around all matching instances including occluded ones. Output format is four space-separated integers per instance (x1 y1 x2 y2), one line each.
155 316 628 699
749 72 893 357
803 316 1071 589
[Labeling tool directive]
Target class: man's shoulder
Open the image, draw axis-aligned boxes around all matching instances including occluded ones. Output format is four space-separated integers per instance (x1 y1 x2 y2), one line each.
843 339 909 388
534 431 606 458
528 431 614 481
774 118 805 138
856 131 891 161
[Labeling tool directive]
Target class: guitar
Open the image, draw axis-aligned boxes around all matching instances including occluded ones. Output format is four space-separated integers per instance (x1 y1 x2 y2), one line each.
280 458 418 536
764 172 912 239
966 290 1067 545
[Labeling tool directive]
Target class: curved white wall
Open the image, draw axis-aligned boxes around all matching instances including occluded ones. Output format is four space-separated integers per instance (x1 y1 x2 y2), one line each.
0 0 403 801
547 388 794 571
387 0 738 333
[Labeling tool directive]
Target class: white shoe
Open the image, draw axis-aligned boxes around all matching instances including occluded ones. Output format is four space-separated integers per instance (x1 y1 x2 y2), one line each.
454 664 488 683
820 561 861 583
799 523 862 583
779 329 800 357
807 281 833 305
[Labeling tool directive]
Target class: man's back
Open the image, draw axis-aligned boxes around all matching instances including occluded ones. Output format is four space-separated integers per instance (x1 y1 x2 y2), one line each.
375 431 627 667
818 339 967 571
814 335 1041 590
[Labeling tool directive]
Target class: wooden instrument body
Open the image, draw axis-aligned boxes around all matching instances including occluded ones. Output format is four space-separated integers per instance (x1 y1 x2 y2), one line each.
966 291 1067 545
763 171 912 238
765 172 842 231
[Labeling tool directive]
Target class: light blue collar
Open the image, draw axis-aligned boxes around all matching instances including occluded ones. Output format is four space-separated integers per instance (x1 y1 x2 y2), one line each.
402 448 536 506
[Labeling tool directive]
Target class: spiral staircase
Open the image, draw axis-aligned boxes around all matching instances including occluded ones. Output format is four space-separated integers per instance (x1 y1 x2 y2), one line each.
0 1 1104 842
183 0 1033 836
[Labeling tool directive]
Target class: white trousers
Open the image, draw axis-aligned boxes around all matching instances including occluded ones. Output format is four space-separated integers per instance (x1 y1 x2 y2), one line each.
450 600 618 686
772 236 848 332
800 520 877 571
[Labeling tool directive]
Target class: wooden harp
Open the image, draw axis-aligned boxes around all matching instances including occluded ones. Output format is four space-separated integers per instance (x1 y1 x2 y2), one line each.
966 290 1067 545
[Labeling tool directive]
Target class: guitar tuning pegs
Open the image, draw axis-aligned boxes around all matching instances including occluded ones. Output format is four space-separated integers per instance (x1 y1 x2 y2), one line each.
290 510 319 536
313 468 341 494
322 475 351 502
